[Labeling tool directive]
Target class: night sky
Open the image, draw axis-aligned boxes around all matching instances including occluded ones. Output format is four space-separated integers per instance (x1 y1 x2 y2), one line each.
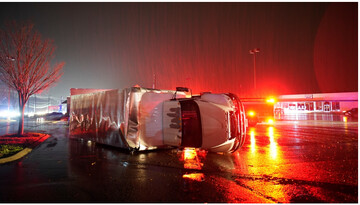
0 2 357 99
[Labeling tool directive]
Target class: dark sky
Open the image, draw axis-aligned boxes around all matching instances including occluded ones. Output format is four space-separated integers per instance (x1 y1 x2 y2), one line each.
0 2 357 98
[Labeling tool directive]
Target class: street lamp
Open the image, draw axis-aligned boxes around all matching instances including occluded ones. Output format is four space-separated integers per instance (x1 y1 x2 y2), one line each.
249 48 260 90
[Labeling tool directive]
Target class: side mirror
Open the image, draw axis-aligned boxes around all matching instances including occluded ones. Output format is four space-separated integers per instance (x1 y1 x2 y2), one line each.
176 87 189 92
172 87 192 100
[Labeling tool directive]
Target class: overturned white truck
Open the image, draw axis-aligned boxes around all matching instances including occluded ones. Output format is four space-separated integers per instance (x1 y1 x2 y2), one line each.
69 87 247 152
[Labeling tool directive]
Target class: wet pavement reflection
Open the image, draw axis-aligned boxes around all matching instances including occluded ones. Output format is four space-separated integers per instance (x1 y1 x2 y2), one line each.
275 113 358 122
0 116 357 202
181 148 205 181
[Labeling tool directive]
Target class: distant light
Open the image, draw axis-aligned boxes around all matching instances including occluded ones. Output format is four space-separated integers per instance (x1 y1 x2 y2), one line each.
266 97 276 104
267 118 274 124
249 48 260 54
35 111 48 116
343 116 347 122
248 111 255 116
0 110 20 118
36 117 44 123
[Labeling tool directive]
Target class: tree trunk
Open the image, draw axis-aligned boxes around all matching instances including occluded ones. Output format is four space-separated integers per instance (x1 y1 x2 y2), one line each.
18 93 26 136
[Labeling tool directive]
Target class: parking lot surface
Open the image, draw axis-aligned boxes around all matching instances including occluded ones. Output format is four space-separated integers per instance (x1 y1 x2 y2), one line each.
0 115 357 202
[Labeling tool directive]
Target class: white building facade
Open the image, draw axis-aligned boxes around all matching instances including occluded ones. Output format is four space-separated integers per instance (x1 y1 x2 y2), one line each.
274 92 358 115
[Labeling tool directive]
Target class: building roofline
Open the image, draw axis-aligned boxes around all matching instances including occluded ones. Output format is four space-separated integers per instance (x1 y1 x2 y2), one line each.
278 92 358 102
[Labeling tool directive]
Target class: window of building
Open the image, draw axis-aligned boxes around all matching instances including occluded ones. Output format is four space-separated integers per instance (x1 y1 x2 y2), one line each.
309 102 314 111
305 102 314 111
283 103 288 109
316 102 323 111
336 102 340 110
332 102 340 111
324 102 331 112
297 103 305 110
289 103 296 110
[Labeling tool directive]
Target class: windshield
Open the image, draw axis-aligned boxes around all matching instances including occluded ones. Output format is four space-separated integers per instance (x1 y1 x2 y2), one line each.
179 100 202 147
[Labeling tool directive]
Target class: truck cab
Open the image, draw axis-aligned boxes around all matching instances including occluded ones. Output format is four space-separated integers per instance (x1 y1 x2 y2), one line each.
163 92 247 152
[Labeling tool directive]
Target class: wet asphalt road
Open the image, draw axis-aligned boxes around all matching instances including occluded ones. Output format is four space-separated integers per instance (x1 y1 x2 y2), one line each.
0 115 357 203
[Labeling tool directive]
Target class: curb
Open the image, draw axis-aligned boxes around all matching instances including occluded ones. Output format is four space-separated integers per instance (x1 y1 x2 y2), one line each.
0 134 50 164
0 148 32 164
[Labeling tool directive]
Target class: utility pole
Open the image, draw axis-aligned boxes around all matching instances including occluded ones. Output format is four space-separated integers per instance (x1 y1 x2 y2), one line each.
249 48 260 90
152 72 156 89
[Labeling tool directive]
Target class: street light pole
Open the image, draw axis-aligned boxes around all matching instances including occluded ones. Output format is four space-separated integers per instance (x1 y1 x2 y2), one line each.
152 72 156 89
249 48 260 90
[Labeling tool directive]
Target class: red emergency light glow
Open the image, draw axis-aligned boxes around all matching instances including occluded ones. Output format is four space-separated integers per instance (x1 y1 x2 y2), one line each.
267 118 274 124
343 116 347 122
266 97 276 104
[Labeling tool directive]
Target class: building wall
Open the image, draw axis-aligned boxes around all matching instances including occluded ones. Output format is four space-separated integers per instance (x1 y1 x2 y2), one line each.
275 92 358 114
339 101 358 112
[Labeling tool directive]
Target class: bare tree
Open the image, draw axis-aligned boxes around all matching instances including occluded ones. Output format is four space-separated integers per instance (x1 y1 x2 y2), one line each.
0 21 64 135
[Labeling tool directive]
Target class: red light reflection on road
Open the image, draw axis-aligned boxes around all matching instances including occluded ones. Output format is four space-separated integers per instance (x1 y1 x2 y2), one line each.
182 147 202 170
182 173 205 181
241 126 287 201
268 126 277 159
183 147 197 160
343 116 349 135
181 148 205 181
267 118 274 124
250 128 256 153
245 126 284 167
